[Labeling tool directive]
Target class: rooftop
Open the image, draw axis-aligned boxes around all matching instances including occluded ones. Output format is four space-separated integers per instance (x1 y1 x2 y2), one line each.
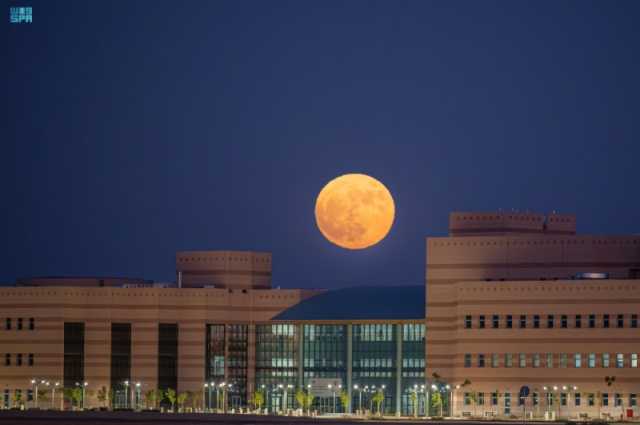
272 285 425 321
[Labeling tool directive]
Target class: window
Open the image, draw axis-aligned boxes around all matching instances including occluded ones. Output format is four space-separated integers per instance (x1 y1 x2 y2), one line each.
575 393 581 406
603 314 610 328
479 315 485 329
561 315 568 328
630 394 637 407
575 314 582 328
5 318 10 330
533 315 540 328
519 315 527 328
504 392 511 414
533 353 540 368
491 353 499 368
615 393 622 407
491 392 498 406
506 315 513 328
505 353 513 368
28 318 34 331
17 318 23 330
632 314 638 328
4 354 10 366
519 353 526 368
16 353 22 366
561 393 567 406
492 315 499 329
588 353 596 368
588 393 595 406
478 392 485 405
603 353 610 368
533 392 539 406
589 314 596 328
574 353 582 368
603 393 609 406
632 353 638 368
27 389 33 402
560 353 568 368
464 354 472 368
616 353 624 368
546 353 553 368
547 315 554 328
464 392 471 405
617 314 624 328
28 353 33 366
465 315 472 329
478 354 485 368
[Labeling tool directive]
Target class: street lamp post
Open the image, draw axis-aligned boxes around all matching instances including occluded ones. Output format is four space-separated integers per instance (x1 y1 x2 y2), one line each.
328 384 335 413
135 382 141 410
30 379 38 409
354 385 361 415
203 383 208 412
261 384 267 414
124 381 130 409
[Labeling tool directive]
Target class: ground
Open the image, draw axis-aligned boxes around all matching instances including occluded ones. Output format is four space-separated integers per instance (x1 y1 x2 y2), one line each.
0 411 630 425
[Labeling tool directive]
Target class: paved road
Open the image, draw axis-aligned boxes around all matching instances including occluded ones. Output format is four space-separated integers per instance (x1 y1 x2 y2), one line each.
0 410 598 425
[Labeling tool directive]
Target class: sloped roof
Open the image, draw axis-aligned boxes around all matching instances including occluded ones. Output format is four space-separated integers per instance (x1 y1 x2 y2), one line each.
273 285 425 321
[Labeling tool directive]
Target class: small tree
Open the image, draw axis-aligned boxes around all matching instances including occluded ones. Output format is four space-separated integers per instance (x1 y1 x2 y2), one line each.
468 391 478 417
97 386 109 408
250 390 264 412
409 391 418 417
295 389 306 412
431 391 443 417
176 391 188 412
164 388 177 412
12 391 23 409
372 390 385 416
304 391 315 416
339 389 349 414
71 388 83 409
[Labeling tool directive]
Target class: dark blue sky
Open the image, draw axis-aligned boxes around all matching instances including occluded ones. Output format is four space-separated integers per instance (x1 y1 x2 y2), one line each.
4 1 639 288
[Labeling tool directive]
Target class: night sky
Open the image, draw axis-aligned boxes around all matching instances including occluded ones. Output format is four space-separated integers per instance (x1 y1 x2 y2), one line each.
4 1 639 288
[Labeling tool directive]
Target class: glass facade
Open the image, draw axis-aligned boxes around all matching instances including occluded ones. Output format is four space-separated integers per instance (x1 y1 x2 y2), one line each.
255 324 299 411
227 324 248 409
63 322 85 388
111 323 132 408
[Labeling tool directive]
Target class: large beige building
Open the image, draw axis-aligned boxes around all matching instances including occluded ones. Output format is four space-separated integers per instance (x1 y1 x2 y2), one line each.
0 211 638 419
427 211 640 419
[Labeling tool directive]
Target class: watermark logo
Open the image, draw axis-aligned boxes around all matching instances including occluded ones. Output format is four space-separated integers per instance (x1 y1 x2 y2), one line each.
9 6 32 24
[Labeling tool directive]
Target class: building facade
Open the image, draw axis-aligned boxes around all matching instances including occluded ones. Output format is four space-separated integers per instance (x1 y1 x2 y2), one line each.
1 212 639 419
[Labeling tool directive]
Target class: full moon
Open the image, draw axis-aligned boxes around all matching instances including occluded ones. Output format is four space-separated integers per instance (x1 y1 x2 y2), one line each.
315 173 395 250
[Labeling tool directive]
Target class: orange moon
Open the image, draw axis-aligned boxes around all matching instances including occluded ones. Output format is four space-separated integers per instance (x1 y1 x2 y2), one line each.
315 174 395 250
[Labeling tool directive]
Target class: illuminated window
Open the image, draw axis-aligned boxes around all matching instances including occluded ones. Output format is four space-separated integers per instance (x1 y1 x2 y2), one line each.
603 353 610 368
574 353 582 368
588 353 596 368
519 353 526 368
616 353 624 368
533 353 540 368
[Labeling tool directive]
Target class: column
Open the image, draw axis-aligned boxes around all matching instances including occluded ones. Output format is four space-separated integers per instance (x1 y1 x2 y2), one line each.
396 324 402 417
297 324 304 389
346 324 353 413
246 324 256 399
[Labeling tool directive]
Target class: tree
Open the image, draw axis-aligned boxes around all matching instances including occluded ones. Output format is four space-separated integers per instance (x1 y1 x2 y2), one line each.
250 390 264 412
176 391 189 412
372 390 385 416
12 391 23 409
431 391 443 417
468 391 478 417
189 391 202 411
295 389 306 412
304 391 315 415
97 386 109 408
164 388 177 412
71 388 83 409
409 391 418 417
339 389 349 414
